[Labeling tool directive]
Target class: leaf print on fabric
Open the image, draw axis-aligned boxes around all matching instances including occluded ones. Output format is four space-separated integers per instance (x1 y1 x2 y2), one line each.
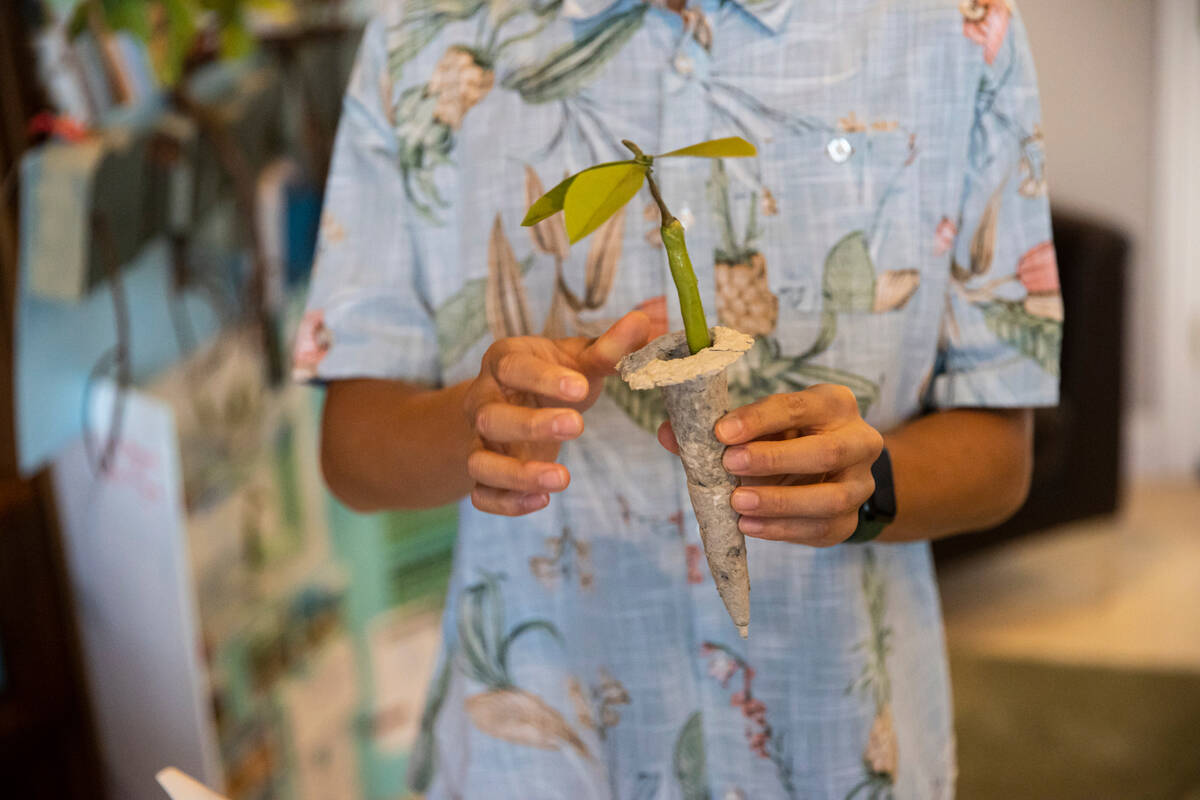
502 4 649 104
386 0 488 76
633 772 662 800
978 300 1062 374
699 643 797 797
437 258 533 367
604 373 668 433
968 184 1004 277
872 270 921 313
846 549 897 799
455 573 591 758
486 214 535 339
823 231 877 313
673 711 711 800
465 688 590 757
394 85 457 219
582 204 626 307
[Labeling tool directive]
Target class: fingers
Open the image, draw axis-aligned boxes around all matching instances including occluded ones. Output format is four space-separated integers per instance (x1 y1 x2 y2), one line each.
730 477 874 518
716 384 860 444
736 513 861 548
575 311 650 377
467 449 570 493
470 485 551 516
656 420 679 454
730 473 873 546
722 429 882 477
489 349 589 403
475 403 583 443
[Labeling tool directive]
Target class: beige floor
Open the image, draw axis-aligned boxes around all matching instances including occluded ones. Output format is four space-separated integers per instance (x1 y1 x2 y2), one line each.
940 481 1200 671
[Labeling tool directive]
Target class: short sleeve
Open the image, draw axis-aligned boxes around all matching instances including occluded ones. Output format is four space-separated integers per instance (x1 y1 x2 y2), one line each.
930 4 1062 409
291 18 442 386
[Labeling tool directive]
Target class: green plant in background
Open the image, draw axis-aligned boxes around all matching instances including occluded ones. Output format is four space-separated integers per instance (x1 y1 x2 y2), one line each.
523 136 757 354
68 0 286 86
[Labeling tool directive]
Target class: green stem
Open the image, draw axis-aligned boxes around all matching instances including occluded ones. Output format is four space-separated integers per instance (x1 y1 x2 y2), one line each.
624 141 710 352
661 217 711 354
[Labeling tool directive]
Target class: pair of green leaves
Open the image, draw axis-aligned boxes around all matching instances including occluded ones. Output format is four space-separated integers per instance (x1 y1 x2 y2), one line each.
522 137 757 244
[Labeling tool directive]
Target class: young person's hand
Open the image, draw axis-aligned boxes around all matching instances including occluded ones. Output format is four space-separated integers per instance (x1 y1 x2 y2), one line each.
464 311 649 516
657 384 883 546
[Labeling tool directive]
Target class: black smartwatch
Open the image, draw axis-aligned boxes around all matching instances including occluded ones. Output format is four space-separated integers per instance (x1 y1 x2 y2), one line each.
846 446 896 543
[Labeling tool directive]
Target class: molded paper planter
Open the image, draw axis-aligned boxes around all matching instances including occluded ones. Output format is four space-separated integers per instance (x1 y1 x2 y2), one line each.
619 326 755 636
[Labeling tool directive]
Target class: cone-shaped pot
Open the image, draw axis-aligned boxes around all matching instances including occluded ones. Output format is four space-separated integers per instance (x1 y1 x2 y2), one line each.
618 326 755 637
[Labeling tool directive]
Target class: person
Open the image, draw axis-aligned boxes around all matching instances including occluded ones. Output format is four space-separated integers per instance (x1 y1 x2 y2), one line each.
295 0 1062 796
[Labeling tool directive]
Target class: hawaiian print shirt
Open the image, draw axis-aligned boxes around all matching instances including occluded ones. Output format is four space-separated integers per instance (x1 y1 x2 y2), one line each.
295 0 1061 797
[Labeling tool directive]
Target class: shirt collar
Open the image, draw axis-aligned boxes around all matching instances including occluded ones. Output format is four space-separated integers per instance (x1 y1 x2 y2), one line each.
562 0 793 35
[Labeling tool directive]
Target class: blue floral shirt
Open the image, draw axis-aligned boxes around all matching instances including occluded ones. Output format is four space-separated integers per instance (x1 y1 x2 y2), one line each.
296 0 1061 797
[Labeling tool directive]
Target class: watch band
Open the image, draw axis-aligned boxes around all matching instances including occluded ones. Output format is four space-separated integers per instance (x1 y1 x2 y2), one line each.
846 446 896 544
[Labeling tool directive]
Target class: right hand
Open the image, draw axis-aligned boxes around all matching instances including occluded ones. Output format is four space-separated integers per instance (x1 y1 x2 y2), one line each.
463 311 650 516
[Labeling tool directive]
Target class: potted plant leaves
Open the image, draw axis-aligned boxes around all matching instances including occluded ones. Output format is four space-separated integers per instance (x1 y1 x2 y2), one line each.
523 137 758 637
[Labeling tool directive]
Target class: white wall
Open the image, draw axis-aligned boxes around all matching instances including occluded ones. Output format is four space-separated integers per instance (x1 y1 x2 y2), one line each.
1020 0 1199 478
1019 0 1157 400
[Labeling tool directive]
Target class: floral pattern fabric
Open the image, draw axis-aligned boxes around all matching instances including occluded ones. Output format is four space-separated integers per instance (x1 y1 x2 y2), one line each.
297 0 1060 797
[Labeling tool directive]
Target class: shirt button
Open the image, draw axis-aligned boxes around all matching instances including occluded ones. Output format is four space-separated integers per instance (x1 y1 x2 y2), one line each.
673 54 694 76
826 136 854 163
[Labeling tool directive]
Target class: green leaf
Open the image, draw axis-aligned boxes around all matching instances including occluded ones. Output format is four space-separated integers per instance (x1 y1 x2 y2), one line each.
978 300 1062 377
520 160 635 227
658 137 757 159
673 711 710 800
823 231 877 313
563 162 646 243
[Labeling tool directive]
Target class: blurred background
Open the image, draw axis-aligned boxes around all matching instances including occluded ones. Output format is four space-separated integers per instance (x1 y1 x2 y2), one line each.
0 1 1196 799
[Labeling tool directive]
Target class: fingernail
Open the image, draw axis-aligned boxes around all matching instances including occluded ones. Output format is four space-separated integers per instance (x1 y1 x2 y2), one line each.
524 493 550 511
552 413 580 437
740 517 763 534
731 489 759 511
724 447 749 471
716 417 743 440
560 376 587 400
539 470 566 490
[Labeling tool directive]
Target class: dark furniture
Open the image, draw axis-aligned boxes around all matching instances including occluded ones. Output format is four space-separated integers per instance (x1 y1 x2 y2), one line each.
933 209 1129 562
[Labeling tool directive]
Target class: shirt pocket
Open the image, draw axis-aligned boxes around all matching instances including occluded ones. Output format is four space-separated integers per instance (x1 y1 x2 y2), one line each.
753 128 920 325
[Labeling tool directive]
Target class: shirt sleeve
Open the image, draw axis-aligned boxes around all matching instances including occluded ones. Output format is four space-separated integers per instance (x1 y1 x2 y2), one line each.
929 4 1062 409
291 18 442 387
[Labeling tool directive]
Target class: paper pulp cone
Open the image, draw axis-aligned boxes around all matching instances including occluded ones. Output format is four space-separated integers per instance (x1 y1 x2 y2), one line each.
619 326 755 637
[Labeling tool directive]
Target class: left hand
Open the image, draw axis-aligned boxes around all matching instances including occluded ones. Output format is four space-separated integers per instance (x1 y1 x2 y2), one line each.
657 384 884 547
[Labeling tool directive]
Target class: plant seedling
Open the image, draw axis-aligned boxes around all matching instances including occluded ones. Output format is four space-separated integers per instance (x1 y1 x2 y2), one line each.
523 136 756 353
524 137 760 637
